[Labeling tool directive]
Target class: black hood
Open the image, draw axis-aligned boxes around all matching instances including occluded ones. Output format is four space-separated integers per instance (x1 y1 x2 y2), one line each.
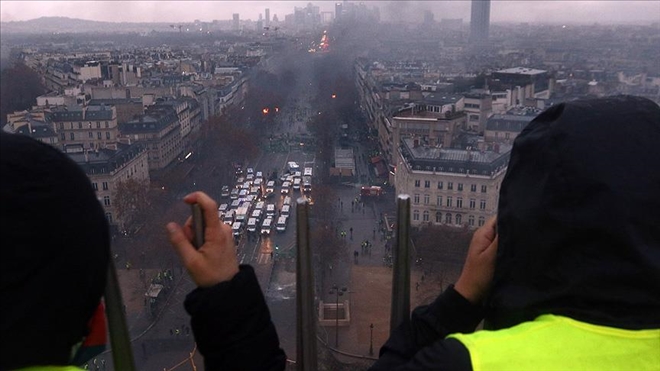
0 132 110 369
486 95 660 330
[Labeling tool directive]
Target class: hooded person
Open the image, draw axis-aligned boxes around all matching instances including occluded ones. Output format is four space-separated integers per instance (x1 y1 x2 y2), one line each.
0 131 110 370
370 95 660 371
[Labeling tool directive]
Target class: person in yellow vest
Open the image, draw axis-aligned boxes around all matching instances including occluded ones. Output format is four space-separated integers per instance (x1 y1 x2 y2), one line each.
370 95 660 370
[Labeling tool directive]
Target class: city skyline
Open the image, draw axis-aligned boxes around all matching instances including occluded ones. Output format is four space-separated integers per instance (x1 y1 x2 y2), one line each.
1 1 659 25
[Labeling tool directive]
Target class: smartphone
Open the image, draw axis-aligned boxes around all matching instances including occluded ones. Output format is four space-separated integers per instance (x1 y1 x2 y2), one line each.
191 203 205 249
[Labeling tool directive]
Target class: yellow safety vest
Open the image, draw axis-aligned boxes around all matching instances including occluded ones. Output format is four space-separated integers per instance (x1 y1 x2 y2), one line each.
449 314 660 371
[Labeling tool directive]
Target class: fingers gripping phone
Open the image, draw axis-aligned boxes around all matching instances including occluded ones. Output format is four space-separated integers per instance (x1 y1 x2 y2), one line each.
191 203 205 249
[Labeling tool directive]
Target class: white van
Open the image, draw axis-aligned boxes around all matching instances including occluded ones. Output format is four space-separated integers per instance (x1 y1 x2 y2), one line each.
287 161 300 173
281 181 290 194
276 216 288 233
218 203 229 213
251 209 263 222
281 204 291 218
293 178 301 191
283 196 292 206
260 217 273 235
247 218 258 233
223 210 235 225
232 221 243 238
266 203 276 217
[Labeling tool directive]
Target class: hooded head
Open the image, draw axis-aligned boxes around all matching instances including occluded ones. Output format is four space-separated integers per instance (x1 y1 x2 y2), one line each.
486 95 660 330
0 132 110 369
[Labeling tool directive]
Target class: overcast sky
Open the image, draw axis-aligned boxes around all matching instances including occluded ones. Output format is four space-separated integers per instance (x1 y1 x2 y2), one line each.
1 1 658 24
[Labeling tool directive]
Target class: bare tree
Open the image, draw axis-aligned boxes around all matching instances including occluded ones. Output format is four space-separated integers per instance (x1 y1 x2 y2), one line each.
112 178 150 230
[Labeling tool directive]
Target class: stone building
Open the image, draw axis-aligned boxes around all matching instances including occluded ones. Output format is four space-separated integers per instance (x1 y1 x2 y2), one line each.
394 136 510 229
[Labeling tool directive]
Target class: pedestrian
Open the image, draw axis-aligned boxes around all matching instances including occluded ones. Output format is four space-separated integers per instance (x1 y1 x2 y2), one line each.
329 264 333 276
350 227 353 237
373 228 376 239
270 251 274 259
175 328 180 336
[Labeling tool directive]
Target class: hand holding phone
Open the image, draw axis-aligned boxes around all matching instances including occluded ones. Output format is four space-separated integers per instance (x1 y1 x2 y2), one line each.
191 203 205 249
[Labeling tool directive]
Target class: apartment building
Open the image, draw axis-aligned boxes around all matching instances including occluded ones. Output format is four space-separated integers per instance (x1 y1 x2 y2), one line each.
395 136 510 229
484 106 541 144
119 105 183 171
49 104 119 150
67 143 150 230
390 105 466 166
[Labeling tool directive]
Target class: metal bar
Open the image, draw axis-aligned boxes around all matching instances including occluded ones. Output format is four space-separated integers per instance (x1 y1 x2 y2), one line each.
105 257 136 370
296 197 318 370
390 194 411 335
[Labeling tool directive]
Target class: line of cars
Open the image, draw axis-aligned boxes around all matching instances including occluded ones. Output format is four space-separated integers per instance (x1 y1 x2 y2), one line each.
218 166 291 242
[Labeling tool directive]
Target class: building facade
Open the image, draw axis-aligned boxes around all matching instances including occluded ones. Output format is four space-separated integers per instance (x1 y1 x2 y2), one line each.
68 143 150 230
469 0 490 44
49 104 119 150
395 137 510 229
119 105 182 171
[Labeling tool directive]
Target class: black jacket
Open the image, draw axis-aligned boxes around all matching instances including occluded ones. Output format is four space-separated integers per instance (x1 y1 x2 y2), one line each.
185 265 287 370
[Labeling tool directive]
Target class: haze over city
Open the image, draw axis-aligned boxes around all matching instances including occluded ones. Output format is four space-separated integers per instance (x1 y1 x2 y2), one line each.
1 0 659 25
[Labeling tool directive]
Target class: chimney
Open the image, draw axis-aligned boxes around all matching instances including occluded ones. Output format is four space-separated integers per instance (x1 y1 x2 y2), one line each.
413 138 419 148
494 143 500 153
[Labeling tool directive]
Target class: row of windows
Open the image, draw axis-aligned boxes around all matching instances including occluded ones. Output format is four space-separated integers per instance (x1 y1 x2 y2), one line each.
61 132 112 141
413 194 488 210
414 180 487 193
92 182 109 191
412 209 486 227
58 121 111 130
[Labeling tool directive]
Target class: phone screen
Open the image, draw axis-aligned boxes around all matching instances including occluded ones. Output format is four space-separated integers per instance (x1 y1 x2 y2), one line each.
191 203 205 249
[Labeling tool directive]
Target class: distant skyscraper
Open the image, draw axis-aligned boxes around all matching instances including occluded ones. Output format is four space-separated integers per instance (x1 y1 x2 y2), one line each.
335 2 343 20
469 0 490 44
423 10 434 25
265 8 270 26
232 13 240 31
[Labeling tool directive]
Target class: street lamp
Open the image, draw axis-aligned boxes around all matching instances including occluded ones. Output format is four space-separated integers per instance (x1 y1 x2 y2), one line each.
330 285 347 348
369 323 374 356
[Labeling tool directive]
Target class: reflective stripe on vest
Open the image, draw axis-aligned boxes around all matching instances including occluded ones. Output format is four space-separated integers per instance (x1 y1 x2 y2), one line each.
448 314 660 371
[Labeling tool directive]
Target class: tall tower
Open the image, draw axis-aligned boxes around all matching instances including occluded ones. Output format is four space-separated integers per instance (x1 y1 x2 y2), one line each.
265 8 271 26
469 0 490 44
232 13 240 31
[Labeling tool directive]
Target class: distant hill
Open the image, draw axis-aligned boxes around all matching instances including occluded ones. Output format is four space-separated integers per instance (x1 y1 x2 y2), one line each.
0 16 172 34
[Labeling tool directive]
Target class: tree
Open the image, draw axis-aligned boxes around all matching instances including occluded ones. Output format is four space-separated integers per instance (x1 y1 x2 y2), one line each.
112 178 150 230
412 224 472 267
0 62 46 125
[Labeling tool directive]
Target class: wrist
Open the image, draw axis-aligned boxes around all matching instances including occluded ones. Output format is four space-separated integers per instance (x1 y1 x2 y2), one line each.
454 278 481 305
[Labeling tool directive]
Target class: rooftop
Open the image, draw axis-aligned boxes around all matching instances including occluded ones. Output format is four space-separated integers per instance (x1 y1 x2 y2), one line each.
495 67 547 75
400 137 511 177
